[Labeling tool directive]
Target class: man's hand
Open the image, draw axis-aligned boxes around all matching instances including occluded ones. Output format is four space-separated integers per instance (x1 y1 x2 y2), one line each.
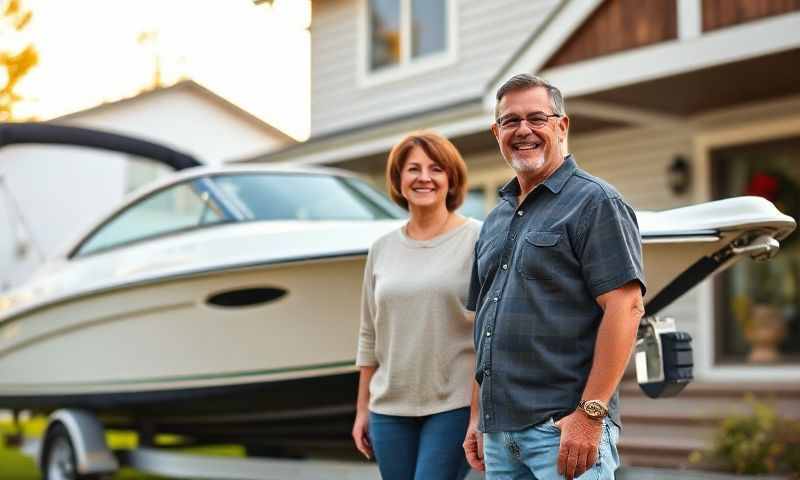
462 418 485 471
555 411 603 479
351 410 372 460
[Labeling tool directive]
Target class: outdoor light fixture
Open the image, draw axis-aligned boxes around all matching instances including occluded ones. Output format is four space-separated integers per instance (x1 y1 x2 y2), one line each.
667 155 691 195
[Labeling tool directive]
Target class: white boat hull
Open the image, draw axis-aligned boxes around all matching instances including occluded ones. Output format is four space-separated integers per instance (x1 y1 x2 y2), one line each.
0 196 794 447
0 256 366 396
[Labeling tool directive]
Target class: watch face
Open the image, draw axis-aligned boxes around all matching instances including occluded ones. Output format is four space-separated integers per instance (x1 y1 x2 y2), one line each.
583 400 607 418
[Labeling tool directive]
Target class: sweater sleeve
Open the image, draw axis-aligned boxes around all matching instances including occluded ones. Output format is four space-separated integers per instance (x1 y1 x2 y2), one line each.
356 246 378 367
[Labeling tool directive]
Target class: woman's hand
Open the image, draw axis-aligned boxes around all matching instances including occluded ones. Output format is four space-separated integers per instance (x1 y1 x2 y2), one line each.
353 367 376 459
351 409 373 460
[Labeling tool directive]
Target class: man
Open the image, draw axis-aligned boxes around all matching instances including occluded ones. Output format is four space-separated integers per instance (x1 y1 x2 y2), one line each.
462 74 645 480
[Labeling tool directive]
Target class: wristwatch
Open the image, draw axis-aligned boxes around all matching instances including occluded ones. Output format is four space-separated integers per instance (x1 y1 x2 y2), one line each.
577 399 608 420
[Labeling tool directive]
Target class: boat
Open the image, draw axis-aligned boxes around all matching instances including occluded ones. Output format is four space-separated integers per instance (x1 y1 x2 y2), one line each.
0 123 795 453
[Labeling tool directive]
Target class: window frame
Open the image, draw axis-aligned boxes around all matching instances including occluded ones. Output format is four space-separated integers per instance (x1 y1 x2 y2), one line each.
693 111 800 382
69 172 405 259
357 0 458 88
709 136 800 367
70 178 235 259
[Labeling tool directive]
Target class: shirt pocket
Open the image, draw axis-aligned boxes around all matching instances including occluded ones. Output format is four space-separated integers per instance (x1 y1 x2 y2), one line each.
517 230 563 280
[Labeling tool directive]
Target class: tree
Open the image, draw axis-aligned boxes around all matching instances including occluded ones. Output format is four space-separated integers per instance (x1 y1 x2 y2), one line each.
0 0 38 121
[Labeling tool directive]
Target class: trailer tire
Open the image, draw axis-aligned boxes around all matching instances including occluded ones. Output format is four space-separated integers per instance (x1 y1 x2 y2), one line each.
41 423 106 480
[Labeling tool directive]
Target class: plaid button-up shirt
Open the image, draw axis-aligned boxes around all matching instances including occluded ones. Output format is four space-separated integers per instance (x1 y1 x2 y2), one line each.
467 155 645 433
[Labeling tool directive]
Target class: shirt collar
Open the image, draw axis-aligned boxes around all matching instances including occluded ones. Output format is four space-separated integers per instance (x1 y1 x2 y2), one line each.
498 155 577 199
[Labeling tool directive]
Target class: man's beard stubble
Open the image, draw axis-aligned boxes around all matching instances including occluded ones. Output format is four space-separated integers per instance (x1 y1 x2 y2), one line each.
509 153 546 173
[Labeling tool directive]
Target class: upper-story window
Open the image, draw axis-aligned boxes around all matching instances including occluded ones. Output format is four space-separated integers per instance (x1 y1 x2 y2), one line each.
363 0 455 83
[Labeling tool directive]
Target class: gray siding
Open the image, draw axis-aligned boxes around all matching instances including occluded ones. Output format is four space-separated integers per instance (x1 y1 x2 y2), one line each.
311 0 563 136
570 126 693 211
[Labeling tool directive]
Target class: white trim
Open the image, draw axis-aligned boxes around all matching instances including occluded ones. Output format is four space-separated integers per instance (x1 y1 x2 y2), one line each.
292 110 493 166
357 0 458 88
485 0 604 110
693 114 800 382
568 99 683 127
538 12 800 99
400 0 411 64
677 0 702 39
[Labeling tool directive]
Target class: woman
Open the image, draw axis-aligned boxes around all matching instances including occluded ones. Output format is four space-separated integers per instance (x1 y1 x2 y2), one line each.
352 131 480 479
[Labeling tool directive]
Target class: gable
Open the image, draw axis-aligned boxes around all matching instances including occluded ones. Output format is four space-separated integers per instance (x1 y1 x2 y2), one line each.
488 0 800 111
543 0 677 69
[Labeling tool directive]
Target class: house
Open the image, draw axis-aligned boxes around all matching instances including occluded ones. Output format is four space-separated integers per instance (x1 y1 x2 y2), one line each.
0 80 295 290
244 0 800 467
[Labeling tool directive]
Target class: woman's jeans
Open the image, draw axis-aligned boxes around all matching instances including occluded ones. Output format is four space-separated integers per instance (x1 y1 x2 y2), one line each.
369 407 471 480
483 418 620 480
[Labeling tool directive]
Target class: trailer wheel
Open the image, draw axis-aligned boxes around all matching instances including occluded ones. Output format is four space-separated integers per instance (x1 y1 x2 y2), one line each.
41 423 105 480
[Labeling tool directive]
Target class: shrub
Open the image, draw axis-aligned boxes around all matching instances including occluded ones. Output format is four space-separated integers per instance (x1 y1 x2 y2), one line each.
690 396 800 476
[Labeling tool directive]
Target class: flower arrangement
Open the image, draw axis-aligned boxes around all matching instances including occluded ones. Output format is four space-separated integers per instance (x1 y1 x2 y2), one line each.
741 169 800 306
746 171 800 240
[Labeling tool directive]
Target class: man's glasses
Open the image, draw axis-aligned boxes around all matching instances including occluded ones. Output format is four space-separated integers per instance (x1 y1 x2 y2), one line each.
496 112 561 131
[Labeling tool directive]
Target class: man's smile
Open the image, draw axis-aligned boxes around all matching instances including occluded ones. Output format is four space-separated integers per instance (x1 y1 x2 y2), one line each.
512 141 542 152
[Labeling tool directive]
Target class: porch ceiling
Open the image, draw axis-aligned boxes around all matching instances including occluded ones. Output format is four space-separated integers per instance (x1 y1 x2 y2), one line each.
578 48 800 117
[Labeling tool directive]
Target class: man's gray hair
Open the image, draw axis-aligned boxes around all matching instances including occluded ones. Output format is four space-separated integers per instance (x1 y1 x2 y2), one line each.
495 73 566 119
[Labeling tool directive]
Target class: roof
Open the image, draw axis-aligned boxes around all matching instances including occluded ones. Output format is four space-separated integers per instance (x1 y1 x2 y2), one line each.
241 97 482 164
254 1 800 165
51 80 296 144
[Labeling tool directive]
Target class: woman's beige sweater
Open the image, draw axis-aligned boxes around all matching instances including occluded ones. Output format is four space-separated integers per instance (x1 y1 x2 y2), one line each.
356 219 480 416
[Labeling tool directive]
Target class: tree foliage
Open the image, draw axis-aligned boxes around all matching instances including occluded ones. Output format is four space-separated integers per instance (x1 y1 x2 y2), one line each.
0 0 38 121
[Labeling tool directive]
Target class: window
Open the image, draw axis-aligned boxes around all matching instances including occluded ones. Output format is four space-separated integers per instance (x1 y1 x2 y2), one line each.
74 173 405 257
77 181 226 256
211 174 403 221
712 136 800 365
126 156 171 193
364 0 453 79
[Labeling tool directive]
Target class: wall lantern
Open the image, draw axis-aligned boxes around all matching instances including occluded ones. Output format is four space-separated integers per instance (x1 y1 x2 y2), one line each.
667 155 691 195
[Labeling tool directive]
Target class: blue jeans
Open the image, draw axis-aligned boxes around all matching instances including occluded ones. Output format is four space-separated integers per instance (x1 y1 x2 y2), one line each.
483 418 620 480
369 407 471 480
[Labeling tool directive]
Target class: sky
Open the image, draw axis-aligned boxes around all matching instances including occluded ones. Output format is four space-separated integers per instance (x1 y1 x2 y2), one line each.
9 0 311 140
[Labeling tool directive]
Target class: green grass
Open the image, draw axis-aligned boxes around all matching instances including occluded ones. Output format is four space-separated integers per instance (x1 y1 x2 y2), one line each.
0 447 38 480
0 417 244 479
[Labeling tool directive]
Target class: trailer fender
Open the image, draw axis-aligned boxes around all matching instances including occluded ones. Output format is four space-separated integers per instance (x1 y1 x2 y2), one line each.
42 409 118 475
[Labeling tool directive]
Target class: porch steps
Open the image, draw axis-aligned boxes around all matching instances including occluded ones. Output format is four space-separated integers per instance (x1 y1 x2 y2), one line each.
617 380 800 468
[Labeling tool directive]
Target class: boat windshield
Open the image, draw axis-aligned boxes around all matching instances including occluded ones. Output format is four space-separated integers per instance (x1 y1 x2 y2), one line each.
209 173 404 221
73 172 403 257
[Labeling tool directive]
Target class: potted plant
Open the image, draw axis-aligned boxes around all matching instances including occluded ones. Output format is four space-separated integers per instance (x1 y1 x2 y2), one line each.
735 258 796 363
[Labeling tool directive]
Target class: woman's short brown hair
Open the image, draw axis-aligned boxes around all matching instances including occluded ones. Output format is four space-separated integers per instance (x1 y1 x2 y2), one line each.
385 131 468 211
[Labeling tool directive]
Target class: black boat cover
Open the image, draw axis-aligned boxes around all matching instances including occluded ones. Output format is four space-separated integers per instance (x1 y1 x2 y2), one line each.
0 123 202 171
